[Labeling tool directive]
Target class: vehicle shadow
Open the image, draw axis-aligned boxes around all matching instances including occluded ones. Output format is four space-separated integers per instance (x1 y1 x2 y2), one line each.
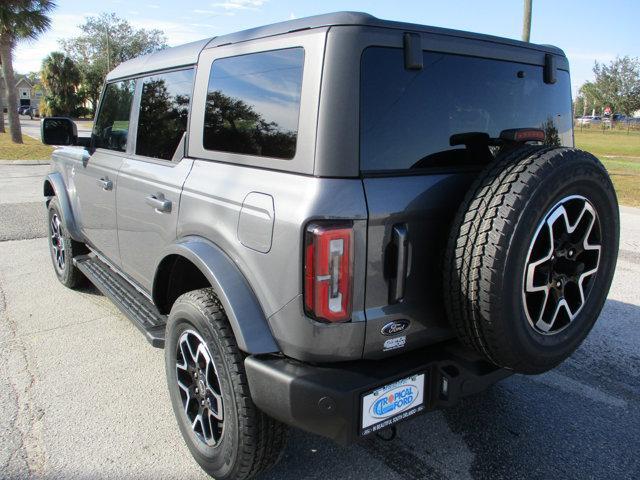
75 281 102 297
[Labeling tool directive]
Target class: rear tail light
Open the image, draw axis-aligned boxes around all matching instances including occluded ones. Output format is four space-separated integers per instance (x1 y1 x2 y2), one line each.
304 222 354 322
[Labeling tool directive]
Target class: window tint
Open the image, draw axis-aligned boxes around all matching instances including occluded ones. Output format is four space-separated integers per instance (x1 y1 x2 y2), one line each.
203 48 304 159
360 48 573 172
136 69 194 160
93 80 135 152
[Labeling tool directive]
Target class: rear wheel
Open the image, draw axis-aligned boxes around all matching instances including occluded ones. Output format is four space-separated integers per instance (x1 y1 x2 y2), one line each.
444 147 619 374
165 288 288 480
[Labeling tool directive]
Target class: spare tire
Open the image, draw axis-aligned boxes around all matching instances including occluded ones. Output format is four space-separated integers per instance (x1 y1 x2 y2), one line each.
443 146 619 374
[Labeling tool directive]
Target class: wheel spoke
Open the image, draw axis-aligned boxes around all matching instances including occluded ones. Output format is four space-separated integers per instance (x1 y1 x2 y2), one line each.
177 378 190 395
192 413 203 433
207 389 224 421
208 405 223 424
177 341 190 371
183 334 198 364
196 343 209 369
201 413 213 442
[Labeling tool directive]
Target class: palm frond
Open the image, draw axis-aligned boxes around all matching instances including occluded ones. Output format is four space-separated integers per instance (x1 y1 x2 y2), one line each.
0 0 55 42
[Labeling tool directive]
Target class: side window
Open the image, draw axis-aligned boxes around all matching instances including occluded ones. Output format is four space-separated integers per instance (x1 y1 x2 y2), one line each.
93 80 135 152
203 47 304 160
135 69 194 160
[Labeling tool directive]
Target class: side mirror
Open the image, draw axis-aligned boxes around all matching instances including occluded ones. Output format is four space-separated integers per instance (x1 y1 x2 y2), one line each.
41 117 78 146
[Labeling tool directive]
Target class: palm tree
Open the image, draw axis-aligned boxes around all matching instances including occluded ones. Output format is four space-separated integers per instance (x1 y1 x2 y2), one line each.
0 0 55 144
41 52 80 116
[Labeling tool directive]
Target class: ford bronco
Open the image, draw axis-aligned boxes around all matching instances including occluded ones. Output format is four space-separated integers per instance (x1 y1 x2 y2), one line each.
41 12 619 480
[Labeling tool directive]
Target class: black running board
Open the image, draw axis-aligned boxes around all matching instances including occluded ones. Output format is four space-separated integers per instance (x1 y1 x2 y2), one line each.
74 254 166 348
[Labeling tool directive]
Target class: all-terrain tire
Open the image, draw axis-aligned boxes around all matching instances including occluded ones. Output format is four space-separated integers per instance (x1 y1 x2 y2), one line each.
47 197 87 288
443 147 619 374
165 288 288 480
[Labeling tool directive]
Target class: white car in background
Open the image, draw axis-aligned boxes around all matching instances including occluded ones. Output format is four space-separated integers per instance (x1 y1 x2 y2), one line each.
576 115 602 126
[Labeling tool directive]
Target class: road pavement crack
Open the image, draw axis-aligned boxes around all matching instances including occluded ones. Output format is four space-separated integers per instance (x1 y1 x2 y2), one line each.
0 271 46 477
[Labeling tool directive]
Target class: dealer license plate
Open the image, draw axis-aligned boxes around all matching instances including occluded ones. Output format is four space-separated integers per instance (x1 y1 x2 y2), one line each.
360 373 426 436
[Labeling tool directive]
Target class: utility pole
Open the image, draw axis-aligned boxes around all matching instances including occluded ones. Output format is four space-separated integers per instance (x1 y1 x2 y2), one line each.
522 0 533 42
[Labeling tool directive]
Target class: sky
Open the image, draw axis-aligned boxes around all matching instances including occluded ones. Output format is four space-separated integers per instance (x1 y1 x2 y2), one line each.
13 0 640 96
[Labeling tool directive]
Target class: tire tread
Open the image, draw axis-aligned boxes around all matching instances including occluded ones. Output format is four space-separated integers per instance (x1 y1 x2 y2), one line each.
174 288 287 480
443 147 613 372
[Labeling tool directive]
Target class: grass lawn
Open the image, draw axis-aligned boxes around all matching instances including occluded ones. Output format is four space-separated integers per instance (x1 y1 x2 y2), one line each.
0 131 53 160
575 130 640 207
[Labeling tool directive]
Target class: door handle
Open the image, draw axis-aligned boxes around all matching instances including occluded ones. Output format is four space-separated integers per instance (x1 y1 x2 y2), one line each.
97 178 113 191
145 194 172 213
389 224 409 304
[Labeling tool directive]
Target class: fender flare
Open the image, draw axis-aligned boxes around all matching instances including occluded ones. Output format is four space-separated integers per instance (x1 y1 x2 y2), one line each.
44 172 83 241
155 236 280 354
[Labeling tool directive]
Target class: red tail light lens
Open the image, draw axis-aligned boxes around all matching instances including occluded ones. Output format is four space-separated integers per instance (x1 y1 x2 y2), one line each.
304 222 353 322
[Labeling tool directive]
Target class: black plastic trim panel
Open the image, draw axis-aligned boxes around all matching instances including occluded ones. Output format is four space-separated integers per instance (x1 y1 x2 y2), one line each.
245 340 511 445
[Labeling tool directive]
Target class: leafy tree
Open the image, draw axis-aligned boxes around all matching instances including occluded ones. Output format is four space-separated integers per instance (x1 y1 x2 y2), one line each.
542 117 560 146
592 56 640 116
204 90 297 158
61 13 167 113
0 0 55 143
575 81 605 116
136 78 190 159
41 51 81 116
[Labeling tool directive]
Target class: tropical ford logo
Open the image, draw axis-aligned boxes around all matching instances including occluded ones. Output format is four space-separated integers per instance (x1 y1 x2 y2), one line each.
369 383 419 418
380 319 410 336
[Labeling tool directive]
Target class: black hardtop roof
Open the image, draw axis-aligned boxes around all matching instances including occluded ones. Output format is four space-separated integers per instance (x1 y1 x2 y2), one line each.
107 11 565 81
205 11 565 55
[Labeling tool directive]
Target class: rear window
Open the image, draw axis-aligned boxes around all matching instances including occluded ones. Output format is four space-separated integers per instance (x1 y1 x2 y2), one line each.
203 47 304 160
360 47 573 172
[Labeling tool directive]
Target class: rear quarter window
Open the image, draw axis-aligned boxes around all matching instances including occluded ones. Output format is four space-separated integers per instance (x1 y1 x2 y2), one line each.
203 47 305 160
360 47 573 172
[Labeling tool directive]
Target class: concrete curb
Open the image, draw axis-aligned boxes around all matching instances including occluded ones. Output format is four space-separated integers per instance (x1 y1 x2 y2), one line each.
0 159 50 165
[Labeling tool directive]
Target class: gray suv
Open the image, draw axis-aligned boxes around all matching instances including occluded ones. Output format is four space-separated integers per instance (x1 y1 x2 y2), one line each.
41 12 619 480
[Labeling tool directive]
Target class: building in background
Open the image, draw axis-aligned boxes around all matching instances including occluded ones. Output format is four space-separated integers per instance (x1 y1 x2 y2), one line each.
0 74 43 113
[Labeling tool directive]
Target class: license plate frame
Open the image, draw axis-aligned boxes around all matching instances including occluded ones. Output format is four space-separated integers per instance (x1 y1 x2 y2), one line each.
360 372 426 436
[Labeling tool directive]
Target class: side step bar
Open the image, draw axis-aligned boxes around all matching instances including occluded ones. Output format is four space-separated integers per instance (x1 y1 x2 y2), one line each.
74 254 167 348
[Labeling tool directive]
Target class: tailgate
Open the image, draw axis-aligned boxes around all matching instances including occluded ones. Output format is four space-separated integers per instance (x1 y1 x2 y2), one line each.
361 173 475 359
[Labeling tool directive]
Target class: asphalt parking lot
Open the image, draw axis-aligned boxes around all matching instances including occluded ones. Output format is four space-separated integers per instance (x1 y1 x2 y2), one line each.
1 163 639 480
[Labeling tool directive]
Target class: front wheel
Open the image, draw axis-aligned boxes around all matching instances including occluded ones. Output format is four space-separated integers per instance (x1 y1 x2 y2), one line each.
165 288 288 480
47 197 87 288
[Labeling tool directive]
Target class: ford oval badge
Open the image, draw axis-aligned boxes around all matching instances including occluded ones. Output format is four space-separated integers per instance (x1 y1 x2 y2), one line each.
381 320 410 336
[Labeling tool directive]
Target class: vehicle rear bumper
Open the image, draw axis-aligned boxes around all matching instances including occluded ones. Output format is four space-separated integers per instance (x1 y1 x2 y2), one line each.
245 341 511 445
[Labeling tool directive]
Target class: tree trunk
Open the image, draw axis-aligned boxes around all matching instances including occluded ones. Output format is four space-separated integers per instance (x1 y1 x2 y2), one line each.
0 36 23 144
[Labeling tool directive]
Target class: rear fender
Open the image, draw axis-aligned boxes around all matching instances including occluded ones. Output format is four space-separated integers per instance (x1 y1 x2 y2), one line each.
155 236 280 354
